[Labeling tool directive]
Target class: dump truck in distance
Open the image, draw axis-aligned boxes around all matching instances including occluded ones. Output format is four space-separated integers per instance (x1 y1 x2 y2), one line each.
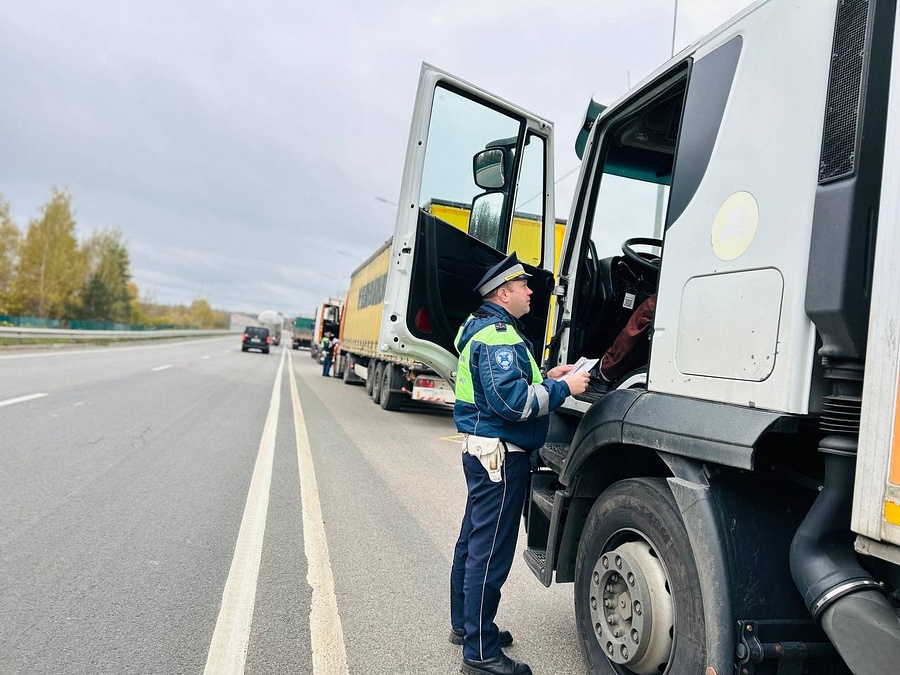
291 316 314 350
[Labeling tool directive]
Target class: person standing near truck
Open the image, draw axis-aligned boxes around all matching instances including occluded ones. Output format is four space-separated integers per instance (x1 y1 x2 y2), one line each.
321 332 333 377
449 253 590 675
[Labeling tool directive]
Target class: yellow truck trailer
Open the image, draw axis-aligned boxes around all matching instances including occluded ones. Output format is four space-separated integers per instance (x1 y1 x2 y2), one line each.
336 238 454 410
337 198 564 410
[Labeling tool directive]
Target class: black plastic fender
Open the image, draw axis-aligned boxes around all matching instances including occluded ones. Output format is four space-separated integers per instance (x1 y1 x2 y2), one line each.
562 390 798 486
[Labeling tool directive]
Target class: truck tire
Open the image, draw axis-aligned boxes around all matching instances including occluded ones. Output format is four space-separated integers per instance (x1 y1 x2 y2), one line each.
371 361 385 403
574 477 706 675
380 364 403 411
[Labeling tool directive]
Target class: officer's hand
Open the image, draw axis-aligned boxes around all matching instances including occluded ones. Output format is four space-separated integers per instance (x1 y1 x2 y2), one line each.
563 371 591 396
546 363 573 380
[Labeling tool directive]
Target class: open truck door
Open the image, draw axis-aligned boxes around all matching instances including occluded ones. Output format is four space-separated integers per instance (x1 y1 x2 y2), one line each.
380 63 556 384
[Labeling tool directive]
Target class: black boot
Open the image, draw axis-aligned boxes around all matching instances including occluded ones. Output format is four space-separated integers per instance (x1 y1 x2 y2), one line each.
461 651 531 675
449 627 513 647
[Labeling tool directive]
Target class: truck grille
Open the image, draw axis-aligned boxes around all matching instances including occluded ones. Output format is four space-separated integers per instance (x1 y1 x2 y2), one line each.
819 0 870 183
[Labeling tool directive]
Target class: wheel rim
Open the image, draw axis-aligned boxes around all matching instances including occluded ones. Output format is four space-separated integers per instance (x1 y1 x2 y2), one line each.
588 537 674 674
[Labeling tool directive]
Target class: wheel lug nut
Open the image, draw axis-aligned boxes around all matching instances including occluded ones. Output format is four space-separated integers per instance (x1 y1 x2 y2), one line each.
634 601 642 615
614 630 620 638
602 556 609 569
591 597 597 610
605 583 612 592
621 645 629 659
615 555 622 569
627 572 635 586
593 571 600 585
595 623 602 636
607 643 614 655
604 598 612 608
631 629 639 642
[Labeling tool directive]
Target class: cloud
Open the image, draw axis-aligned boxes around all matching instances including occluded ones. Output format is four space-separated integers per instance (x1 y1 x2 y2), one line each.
0 0 751 317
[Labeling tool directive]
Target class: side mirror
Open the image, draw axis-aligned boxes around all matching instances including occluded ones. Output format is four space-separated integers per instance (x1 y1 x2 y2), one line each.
473 148 507 190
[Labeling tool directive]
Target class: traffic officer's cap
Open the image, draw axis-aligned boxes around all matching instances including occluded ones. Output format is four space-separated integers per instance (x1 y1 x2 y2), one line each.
475 252 532 297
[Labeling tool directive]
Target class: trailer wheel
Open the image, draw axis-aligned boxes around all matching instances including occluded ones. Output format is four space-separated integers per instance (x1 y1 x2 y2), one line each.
574 478 706 675
380 364 403 411
371 361 385 403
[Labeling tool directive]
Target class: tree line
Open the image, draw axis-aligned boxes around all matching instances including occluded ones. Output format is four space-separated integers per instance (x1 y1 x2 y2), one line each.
0 188 228 329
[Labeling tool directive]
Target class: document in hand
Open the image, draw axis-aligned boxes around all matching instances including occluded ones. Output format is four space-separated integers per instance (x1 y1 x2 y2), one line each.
555 356 599 380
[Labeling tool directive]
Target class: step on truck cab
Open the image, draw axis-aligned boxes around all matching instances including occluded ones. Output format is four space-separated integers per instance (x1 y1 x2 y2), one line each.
380 1 900 673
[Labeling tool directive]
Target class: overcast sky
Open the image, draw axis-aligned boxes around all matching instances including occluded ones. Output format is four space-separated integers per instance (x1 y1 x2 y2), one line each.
0 0 751 318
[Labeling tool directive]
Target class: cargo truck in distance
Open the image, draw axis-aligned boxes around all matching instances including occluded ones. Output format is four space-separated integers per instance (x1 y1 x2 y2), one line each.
311 298 342 362
291 316 314 350
334 238 454 410
380 2 900 673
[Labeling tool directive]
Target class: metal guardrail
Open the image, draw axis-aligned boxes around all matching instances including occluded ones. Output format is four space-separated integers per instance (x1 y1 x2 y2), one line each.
0 327 232 340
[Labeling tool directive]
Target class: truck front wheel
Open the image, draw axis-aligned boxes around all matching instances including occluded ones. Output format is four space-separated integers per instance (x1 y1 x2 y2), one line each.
574 477 706 674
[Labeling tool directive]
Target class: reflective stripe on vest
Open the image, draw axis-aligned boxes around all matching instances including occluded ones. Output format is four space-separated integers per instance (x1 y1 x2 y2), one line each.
455 321 542 404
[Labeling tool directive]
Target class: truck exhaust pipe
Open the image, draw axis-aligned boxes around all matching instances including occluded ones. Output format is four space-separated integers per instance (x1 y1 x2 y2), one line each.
789 368 900 674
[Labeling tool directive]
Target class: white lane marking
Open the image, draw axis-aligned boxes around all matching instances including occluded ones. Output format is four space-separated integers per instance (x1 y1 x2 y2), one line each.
0 392 48 408
286 349 349 674
0 336 234 360
151 364 172 372
204 347 285 674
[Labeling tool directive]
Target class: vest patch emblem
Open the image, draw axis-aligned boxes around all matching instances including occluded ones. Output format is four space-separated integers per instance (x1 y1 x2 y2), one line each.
495 322 506 331
494 347 514 370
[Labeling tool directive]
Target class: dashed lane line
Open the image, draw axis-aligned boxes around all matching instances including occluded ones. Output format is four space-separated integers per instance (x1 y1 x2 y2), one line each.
150 364 172 371
0 392 49 408
203 347 285 674
0 336 233 360
286 348 349 675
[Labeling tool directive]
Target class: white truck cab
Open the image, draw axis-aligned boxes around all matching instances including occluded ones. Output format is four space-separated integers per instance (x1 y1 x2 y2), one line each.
381 1 900 673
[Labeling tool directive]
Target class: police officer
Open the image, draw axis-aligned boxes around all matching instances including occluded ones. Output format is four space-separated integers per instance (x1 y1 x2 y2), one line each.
321 332 333 376
449 253 590 675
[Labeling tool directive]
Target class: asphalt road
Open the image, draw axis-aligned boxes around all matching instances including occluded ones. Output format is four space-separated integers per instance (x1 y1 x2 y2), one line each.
0 337 583 674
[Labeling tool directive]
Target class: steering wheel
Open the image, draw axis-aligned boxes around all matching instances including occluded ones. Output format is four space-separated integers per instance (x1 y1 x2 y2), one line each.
622 237 663 276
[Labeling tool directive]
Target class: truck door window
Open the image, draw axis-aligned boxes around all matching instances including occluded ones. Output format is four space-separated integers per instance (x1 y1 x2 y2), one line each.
568 83 685 371
419 84 522 253
510 133 546 267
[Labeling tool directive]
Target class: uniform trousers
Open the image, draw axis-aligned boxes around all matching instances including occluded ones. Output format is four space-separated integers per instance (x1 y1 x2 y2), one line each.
450 449 530 661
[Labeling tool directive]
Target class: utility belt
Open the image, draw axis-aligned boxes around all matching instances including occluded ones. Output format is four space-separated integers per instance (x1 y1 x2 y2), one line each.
462 434 526 483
